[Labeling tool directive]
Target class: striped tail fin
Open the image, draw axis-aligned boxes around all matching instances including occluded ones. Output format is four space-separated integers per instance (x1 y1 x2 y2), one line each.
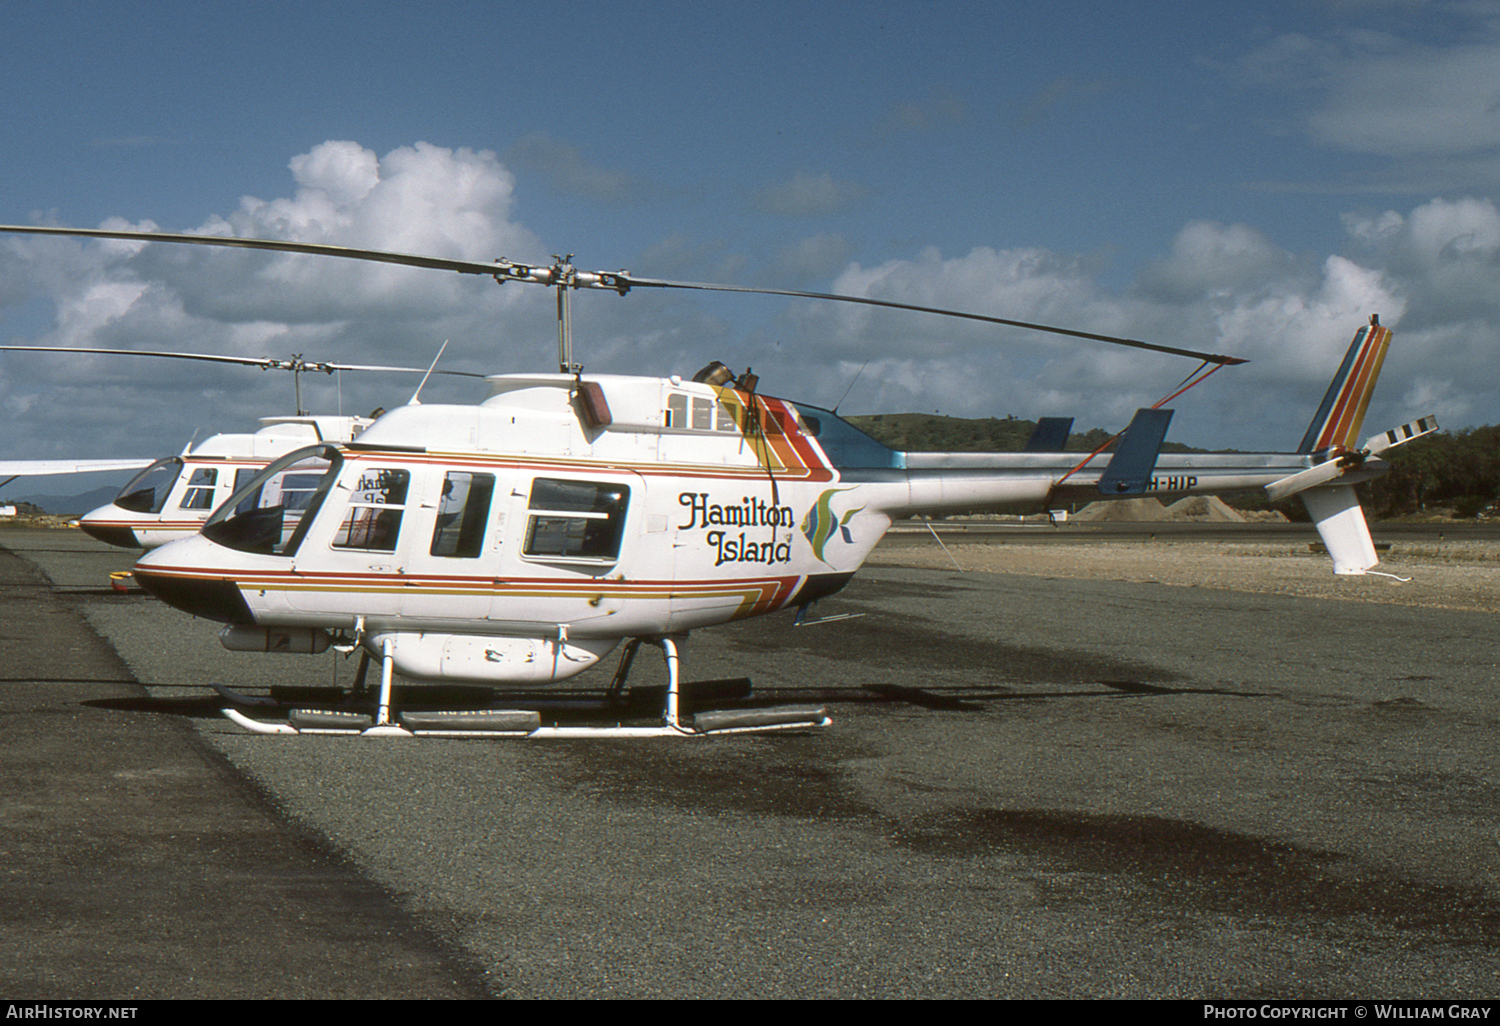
1297 316 1394 455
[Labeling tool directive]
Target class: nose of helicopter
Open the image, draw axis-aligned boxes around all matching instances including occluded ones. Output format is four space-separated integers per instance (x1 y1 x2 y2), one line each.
78 503 142 548
133 534 256 625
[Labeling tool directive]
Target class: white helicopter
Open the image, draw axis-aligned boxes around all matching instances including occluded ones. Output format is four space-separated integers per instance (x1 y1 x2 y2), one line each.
0 223 1438 739
0 345 484 548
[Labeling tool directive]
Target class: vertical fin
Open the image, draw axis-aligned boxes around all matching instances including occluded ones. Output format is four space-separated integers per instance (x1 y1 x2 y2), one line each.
1024 417 1073 452
1301 484 1379 575
1097 409 1173 495
1298 317 1394 455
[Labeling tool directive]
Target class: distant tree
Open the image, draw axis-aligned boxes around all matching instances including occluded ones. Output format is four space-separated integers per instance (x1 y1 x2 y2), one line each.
1370 427 1499 518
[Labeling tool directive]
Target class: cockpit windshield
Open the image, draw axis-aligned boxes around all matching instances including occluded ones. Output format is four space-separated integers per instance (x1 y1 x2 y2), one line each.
202 445 342 556
114 458 183 514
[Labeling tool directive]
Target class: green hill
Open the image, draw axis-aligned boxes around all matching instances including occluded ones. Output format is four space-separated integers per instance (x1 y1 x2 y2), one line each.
845 412 1196 454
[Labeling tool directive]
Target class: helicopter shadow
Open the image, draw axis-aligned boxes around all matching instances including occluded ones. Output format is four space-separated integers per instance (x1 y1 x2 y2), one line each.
82 675 1269 726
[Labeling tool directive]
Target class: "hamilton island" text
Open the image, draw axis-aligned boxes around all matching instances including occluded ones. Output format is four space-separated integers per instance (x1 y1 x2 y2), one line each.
679 492 796 566
678 493 794 530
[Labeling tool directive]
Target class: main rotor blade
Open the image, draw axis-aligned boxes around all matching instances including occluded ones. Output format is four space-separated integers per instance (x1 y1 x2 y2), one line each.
615 275 1247 366
0 223 1248 365
0 345 487 378
0 223 512 277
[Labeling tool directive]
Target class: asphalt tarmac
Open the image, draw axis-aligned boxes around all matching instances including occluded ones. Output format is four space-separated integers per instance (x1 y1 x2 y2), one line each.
3 526 1500 999
0 530 489 999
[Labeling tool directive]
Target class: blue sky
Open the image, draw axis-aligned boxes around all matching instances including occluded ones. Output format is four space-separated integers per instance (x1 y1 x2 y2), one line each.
5 0 1500 495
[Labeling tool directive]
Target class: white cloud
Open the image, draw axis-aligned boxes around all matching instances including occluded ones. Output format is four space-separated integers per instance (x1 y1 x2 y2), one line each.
879 88 965 135
1307 42 1500 157
504 133 636 203
1210 256 1404 377
772 234 852 283
760 231 1425 450
1403 372 1472 427
288 140 381 210
0 141 550 463
1233 13 1500 190
1404 196 1500 261
755 171 867 217
1137 222 1297 303
1343 197 1500 319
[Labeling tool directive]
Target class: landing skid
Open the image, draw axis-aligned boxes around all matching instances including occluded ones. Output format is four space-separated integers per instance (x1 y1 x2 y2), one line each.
216 636 830 738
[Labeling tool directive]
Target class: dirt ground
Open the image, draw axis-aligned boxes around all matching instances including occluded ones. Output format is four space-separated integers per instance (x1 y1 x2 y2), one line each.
870 537 1500 613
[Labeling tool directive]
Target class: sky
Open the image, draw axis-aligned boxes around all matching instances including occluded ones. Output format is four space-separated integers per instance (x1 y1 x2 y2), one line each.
4 0 1500 497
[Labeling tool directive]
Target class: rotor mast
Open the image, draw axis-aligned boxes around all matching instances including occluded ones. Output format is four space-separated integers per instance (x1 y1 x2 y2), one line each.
555 255 577 375
475 253 633 374
264 355 328 416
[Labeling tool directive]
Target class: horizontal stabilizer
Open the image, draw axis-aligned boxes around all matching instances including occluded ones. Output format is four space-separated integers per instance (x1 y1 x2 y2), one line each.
1265 458 1349 504
1267 414 1440 503
1301 483 1379 575
1097 409 1172 495
1024 417 1073 452
1364 415 1439 456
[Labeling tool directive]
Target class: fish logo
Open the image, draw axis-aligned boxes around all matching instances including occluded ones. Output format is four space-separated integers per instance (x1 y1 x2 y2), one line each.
801 488 864 564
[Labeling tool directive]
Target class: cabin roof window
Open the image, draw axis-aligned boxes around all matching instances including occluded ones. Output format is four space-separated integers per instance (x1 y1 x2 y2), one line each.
664 391 764 434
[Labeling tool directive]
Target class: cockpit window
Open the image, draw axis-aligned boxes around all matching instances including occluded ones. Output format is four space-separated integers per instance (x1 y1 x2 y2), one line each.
202 445 342 556
115 458 182 514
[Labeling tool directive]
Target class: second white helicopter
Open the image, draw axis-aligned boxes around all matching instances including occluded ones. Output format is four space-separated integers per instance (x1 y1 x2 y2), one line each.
0 344 483 548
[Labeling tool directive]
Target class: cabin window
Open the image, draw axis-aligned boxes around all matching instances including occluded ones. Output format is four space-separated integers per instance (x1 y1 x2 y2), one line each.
202 445 342 557
665 393 719 431
430 471 495 558
715 398 740 432
523 478 629 562
179 467 218 510
332 468 410 552
690 396 713 431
